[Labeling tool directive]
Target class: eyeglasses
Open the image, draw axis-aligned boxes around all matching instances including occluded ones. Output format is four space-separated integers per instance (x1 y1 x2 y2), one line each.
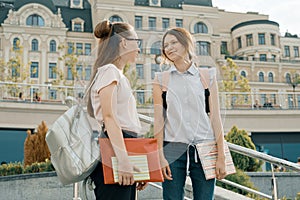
124 38 142 47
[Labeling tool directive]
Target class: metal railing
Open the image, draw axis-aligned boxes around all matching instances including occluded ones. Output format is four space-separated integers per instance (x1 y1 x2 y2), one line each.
137 114 300 200
1 81 300 110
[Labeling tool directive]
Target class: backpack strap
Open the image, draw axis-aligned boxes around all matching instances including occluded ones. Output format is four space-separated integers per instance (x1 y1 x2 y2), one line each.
199 68 211 115
160 68 211 115
161 71 170 110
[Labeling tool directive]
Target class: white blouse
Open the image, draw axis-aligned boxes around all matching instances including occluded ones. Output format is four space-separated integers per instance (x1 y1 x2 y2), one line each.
155 63 216 144
91 64 142 135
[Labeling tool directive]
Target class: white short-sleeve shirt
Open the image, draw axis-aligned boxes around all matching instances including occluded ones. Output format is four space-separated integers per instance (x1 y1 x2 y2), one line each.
91 64 142 135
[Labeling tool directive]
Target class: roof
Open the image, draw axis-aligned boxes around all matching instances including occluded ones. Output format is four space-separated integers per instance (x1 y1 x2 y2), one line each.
135 0 212 8
0 0 93 33
231 20 279 32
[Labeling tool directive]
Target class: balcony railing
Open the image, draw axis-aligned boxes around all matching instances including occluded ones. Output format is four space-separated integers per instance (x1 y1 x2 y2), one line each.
1 81 300 110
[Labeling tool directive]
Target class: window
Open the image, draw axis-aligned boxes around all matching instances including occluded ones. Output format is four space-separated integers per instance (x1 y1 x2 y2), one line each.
136 64 144 79
176 19 183 27
294 46 299 57
31 39 39 51
13 38 20 50
268 72 274 82
220 41 228 54
49 40 56 52
288 94 293 108
196 41 210 56
85 43 91 55
85 65 91 80
246 34 253 46
74 23 82 32
194 22 208 34
259 54 267 61
259 72 264 82
258 33 265 45
149 17 156 31
26 14 44 26
271 54 276 62
49 63 57 79
260 94 266 105
138 39 143 53
271 34 276 45
286 73 291 83
76 43 83 55
271 94 276 104
109 15 123 22
150 41 161 55
136 91 145 105
284 46 290 57
237 37 242 49
12 61 20 77
76 65 83 80
135 16 142 30
162 18 169 31
73 0 80 6
241 71 246 77
151 64 160 79
68 42 74 54
49 89 57 100
30 62 39 78
67 66 73 80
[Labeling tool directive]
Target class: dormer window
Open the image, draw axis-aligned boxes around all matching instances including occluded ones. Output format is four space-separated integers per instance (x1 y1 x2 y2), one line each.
26 14 44 27
72 18 84 32
70 0 83 9
149 0 161 7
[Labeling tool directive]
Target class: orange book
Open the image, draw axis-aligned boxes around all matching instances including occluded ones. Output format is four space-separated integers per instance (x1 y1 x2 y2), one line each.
99 138 164 184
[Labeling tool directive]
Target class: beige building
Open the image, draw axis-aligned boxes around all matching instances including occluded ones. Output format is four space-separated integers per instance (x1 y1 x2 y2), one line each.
0 0 300 108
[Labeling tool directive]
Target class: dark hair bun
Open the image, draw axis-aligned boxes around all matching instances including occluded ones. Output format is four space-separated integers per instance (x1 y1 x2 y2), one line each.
94 20 111 39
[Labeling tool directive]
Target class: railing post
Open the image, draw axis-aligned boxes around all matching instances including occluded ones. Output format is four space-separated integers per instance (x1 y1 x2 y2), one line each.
73 182 81 200
270 164 278 200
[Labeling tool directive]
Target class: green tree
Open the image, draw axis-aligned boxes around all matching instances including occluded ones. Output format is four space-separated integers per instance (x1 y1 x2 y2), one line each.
220 58 251 107
57 44 80 86
0 58 5 82
225 126 262 172
3 40 30 96
220 58 251 92
123 63 144 90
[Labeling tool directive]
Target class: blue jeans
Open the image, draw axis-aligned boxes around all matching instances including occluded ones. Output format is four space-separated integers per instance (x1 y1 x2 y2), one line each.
162 142 216 200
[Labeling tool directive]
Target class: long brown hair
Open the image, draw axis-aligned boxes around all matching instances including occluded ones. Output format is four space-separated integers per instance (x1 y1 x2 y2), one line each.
87 20 134 117
161 27 196 64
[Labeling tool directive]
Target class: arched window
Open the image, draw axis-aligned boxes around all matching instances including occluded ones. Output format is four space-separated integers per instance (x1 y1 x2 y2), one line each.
49 40 56 52
194 22 208 34
109 15 123 22
268 72 274 82
150 41 161 55
196 41 210 56
26 14 45 26
259 72 264 82
286 73 291 83
241 71 246 77
32 39 39 51
13 37 20 50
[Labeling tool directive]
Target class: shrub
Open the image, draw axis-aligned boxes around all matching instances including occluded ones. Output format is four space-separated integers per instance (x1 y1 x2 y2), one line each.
0 159 54 176
225 126 263 171
217 169 258 196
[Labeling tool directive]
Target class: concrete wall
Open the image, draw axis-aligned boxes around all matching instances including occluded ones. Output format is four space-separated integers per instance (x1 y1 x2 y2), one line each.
247 172 300 199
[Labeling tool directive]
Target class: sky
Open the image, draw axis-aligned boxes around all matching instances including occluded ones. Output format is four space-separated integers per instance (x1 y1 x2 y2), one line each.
213 0 300 36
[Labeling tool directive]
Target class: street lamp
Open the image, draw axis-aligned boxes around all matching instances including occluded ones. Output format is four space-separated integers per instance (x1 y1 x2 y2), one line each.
287 72 299 108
